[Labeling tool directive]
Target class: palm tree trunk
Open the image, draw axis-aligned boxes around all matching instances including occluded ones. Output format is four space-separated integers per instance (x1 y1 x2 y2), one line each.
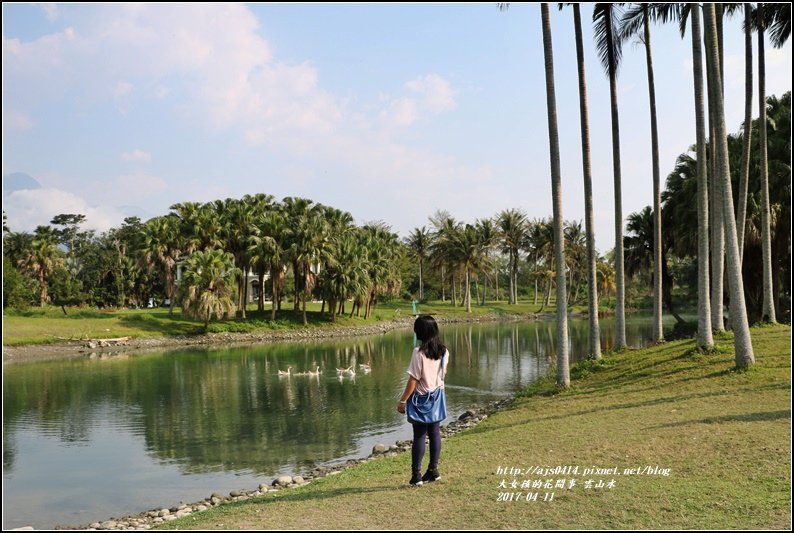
642 5 664 343
441 265 446 302
704 2 755 367
271 272 278 321
542 2 569 387
706 29 725 333
737 3 753 261
606 8 627 350
508 253 514 304
465 268 472 313
690 3 714 349
419 258 424 301
757 4 776 323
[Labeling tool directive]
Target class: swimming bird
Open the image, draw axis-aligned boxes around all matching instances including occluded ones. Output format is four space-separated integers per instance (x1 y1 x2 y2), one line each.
359 363 371 373
277 366 292 377
343 366 356 377
336 367 346 374
307 366 321 377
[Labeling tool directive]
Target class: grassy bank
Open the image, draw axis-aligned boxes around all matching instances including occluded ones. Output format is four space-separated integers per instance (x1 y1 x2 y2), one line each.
2 299 575 347
156 324 791 530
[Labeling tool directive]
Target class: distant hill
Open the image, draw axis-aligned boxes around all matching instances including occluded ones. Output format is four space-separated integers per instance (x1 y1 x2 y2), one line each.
3 172 41 195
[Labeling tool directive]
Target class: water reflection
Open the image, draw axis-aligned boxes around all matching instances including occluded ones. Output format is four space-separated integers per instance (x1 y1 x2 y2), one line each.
3 316 666 528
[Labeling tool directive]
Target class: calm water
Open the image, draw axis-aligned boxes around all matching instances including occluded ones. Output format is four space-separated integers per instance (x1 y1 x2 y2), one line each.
3 316 668 529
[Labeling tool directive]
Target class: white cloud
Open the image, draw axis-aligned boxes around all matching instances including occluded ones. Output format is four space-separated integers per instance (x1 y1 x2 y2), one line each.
121 150 152 163
379 73 457 128
4 188 127 233
41 4 60 22
380 97 419 127
405 74 456 113
2 110 34 131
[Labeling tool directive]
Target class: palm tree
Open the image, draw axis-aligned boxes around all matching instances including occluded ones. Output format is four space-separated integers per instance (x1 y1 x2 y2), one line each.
497 208 527 305
686 3 715 349
18 225 64 307
563 2 601 358
475 218 498 305
593 3 627 350
736 3 754 262
755 3 776 323
620 3 679 343
429 211 461 306
405 226 432 301
541 2 569 387
142 216 181 315
449 223 490 313
703 2 754 366
179 249 239 330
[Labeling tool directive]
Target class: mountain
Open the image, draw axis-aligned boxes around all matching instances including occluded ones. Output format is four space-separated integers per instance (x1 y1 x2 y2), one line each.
3 172 42 195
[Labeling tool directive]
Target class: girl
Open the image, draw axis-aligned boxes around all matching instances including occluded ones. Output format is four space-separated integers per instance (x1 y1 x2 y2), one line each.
397 315 449 486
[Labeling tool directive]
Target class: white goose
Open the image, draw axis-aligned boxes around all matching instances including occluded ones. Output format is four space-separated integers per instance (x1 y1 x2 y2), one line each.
307 366 321 377
342 365 356 377
277 365 292 377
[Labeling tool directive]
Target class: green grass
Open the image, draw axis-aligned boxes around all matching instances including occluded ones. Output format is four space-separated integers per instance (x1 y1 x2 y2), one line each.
2 299 575 346
155 324 791 530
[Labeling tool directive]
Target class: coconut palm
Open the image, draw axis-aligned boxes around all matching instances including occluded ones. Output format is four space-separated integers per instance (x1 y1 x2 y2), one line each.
405 226 432 301
703 2 755 366
179 249 239 330
593 2 627 349
497 208 528 305
475 218 498 305
449 223 490 313
429 211 461 306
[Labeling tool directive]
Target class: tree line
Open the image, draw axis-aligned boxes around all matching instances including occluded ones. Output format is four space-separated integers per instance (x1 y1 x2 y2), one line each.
2 3 790 382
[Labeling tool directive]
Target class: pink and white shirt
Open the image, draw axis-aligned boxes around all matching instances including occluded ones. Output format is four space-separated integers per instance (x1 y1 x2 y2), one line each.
406 347 449 395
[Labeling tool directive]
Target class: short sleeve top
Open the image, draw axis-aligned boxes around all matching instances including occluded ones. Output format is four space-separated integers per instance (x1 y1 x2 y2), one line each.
406 347 449 395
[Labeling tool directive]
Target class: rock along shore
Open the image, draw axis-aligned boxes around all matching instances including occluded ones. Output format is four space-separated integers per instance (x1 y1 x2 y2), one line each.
3 311 557 364
53 398 513 531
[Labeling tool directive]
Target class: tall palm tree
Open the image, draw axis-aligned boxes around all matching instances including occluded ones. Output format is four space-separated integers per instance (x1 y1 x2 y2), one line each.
405 226 432 301
541 3 569 387
475 218 498 305
449 223 490 313
704 2 754 367
685 3 715 349
179 249 239 330
18 225 64 307
755 3 776 323
736 3 754 262
565 2 601 358
707 5 726 333
593 3 627 350
497 208 527 305
619 3 678 343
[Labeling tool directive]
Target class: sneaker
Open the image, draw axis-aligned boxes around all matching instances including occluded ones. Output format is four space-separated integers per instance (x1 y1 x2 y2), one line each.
409 472 424 486
422 468 441 483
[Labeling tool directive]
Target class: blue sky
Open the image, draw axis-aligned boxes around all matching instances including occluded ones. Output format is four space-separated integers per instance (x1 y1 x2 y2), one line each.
2 3 791 254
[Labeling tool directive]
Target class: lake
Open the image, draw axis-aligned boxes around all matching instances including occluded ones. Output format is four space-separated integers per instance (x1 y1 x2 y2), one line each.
2 316 669 529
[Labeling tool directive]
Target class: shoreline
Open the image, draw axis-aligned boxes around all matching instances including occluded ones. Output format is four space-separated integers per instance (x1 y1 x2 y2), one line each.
3 311 568 363
54 398 514 531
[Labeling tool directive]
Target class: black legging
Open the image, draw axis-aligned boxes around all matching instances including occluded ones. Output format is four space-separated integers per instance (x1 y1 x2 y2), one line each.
411 422 441 473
